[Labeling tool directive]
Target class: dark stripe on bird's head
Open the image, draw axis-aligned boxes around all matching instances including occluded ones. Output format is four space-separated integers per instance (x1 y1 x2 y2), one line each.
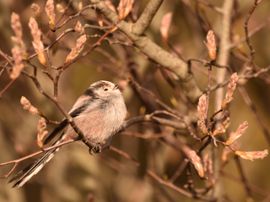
83 88 96 97
90 80 113 90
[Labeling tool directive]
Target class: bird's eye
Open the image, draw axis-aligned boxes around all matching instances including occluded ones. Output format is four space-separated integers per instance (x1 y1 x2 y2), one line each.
104 88 108 91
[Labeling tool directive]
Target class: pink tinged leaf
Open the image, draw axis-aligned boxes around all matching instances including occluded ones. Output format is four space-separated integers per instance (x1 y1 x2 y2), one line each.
56 3 65 13
10 12 26 57
31 3 41 17
160 12 173 42
28 17 46 65
10 46 24 79
222 73 239 108
20 96 39 115
45 0 56 30
117 0 134 20
225 121 248 145
11 12 23 39
65 34 87 64
75 21 84 33
197 94 208 134
37 118 48 148
212 117 230 136
205 30 217 61
188 150 205 178
235 150 268 161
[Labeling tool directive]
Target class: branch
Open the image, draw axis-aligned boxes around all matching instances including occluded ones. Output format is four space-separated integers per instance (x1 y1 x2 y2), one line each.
89 0 202 103
244 0 261 64
213 0 234 199
109 146 194 199
132 0 163 35
215 0 234 111
234 156 253 199
0 139 75 178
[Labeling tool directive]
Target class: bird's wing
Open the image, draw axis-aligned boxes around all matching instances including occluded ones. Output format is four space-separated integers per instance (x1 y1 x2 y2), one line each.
44 91 97 144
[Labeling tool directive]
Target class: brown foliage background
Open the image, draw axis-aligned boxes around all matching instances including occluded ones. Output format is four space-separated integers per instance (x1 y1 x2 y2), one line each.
0 0 270 202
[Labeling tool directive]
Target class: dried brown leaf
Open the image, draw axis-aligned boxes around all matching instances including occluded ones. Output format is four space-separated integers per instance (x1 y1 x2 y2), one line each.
222 73 239 108
205 30 217 61
222 143 239 163
45 0 56 30
197 94 208 134
11 12 23 40
11 12 26 57
225 121 248 145
187 150 205 178
65 34 87 64
20 96 39 115
56 3 65 13
31 3 41 17
28 17 46 65
117 0 134 20
75 21 84 33
235 150 268 161
10 46 24 79
37 118 48 148
160 12 173 43
212 117 230 136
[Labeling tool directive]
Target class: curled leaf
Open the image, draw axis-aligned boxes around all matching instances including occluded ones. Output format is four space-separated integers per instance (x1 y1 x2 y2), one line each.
222 73 239 108
183 146 204 178
188 150 205 178
65 34 87 64
11 12 23 40
56 3 65 13
45 0 56 30
10 46 24 79
212 117 230 136
31 3 41 17
205 30 217 61
28 17 46 65
225 121 248 145
11 12 26 57
37 118 48 148
235 150 268 161
197 94 208 134
20 96 39 115
74 21 84 33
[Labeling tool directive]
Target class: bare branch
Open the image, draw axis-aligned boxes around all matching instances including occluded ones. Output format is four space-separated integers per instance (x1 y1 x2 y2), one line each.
132 0 163 35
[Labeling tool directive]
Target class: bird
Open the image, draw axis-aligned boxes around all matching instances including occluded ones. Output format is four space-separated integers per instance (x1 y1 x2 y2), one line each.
9 80 127 187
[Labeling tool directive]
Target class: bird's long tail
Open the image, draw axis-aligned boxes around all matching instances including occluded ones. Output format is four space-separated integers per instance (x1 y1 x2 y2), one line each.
9 141 61 188
9 119 69 188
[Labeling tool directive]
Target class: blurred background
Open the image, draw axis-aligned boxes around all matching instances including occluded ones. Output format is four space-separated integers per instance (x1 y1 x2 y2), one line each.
0 0 270 201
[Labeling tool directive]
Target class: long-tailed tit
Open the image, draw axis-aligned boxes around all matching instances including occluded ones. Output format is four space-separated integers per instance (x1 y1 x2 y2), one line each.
10 80 127 187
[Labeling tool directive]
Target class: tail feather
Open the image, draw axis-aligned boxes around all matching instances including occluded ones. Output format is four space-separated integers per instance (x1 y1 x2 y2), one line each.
10 145 60 187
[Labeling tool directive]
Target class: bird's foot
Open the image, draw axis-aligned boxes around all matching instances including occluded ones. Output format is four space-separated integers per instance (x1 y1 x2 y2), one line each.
89 143 102 155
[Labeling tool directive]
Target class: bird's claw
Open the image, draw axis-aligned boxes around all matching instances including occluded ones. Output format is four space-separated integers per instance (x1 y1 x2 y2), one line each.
89 144 102 155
